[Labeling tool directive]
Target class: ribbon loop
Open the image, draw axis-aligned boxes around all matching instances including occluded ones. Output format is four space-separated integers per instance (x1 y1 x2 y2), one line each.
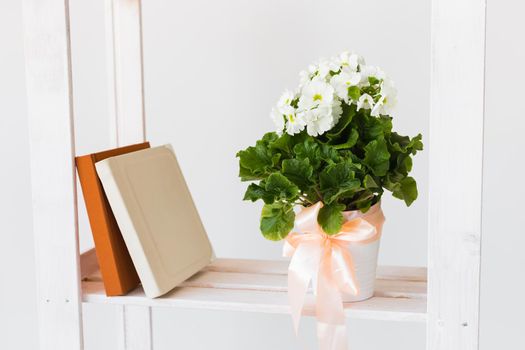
283 202 384 350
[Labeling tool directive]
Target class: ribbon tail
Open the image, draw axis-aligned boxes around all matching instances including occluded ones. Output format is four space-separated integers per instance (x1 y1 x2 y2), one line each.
287 241 322 334
287 268 309 334
332 245 359 296
318 323 348 350
316 250 347 350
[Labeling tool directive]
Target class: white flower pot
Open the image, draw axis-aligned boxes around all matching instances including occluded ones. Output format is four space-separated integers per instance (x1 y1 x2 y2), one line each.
340 202 384 302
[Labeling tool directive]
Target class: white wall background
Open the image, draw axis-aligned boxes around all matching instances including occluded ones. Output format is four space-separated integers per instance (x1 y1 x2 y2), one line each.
0 0 522 349
479 0 525 347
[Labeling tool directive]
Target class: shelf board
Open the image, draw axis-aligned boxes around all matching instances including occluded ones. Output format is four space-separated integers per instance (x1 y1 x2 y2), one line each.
81 252 427 322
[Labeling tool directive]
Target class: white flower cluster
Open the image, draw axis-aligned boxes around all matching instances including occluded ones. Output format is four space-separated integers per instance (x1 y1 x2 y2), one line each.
271 52 397 136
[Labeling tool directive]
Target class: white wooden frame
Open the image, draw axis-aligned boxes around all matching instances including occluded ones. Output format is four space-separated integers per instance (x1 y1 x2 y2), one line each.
22 0 486 349
427 0 486 349
23 1 84 348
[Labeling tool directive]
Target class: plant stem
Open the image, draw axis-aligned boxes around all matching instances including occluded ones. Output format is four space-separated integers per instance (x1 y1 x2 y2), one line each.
314 186 324 202
300 195 314 205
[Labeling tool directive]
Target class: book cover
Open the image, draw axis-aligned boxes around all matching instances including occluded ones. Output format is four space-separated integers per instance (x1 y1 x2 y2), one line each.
76 142 150 296
95 145 214 298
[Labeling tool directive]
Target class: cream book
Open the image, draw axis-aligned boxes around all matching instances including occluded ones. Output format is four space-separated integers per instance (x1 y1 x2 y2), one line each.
95 145 214 298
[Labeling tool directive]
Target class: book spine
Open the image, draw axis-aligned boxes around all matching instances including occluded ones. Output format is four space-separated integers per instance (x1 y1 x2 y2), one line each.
76 155 127 295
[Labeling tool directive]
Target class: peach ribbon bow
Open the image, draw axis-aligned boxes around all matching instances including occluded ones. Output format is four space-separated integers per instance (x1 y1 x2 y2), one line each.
283 202 384 350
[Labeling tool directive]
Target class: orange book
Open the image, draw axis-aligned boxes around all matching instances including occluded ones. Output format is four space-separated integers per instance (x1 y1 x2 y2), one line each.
76 142 150 295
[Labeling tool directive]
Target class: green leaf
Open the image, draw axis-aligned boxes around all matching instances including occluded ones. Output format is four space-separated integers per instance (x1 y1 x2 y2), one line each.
320 160 361 204
392 176 418 206
352 190 377 212
294 140 321 169
319 143 341 163
355 112 392 142
318 203 345 235
395 154 413 175
243 183 265 201
389 133 423 154
363 174 379 189
333 128 359 150
238 164 261 181
265 173 300 200
348 86 361 101
378 116 393 135
260 203 295 240
237 140 280 180
243 183 274 204
363 139 390 176
281 158 313 189
326 104 356 141
270 132 309 156
261 132 279 144
368 76 380 85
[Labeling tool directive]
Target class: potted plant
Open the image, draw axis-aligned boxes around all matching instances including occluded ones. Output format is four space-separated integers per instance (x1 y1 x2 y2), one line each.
236 51 423 346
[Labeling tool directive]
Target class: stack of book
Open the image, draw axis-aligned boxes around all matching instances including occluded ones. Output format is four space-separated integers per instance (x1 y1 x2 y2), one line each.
76 143 213 298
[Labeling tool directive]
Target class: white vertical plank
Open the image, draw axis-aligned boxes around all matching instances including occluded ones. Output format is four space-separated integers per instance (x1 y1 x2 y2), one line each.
116 305 153 350
22 0 84 349
428 0 486 349
106 0 151 348
105 0 146 146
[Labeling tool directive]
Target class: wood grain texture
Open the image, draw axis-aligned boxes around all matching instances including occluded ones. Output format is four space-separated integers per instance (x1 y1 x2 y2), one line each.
428 0 486 349
82 258 427 322
22 0 84 348
204 258 428 282
105 0 146 146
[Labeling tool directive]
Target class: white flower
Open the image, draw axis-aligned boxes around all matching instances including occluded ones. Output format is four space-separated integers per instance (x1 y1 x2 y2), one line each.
338 52 364 72
270 107 285 135
330 99 343 125
371 79 397 116
269 51 398 136
301 100 342 136
282 105 306 135
298 80 335 110
299 70 311 88
270 90 297 135
357 93 374 111
359 65 386 87
330 71 361 101
316 58 340 80
277 90 295 112
302 109 333 136
308 63 318 75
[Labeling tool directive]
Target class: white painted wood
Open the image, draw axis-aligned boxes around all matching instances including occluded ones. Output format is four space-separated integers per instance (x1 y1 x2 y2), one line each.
105 1 151 348
22 0 84 349
105 0 146 146
83 282 426 322
79 251 428 283
81 258 427 322
117 305 153 350
428 0 486 349
205 258 427 282
84 271 427 299
183 271 426 299
81 253 427 292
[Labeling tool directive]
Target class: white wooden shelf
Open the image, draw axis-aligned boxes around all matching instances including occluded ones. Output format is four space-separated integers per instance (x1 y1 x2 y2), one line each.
81 253 427 322
24 0 485 348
